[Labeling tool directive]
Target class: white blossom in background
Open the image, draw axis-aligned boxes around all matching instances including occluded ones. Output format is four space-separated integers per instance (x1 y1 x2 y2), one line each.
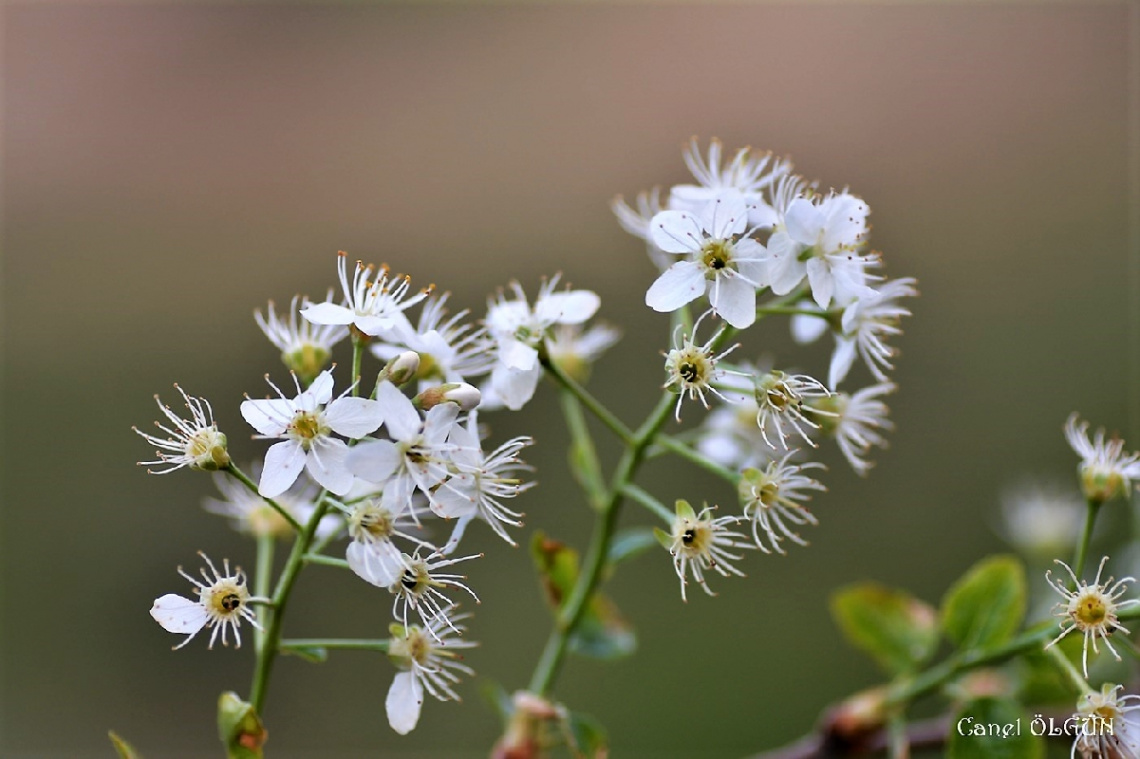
545 322 621 383
204 467 340 540
997 480 1084 559
150 553 266 650
435 413 533 551
647 195 767 329
1065 413 1140 504
697 399 780 469
348 380 462 513
669 137 790 228
135 385 230 474
826 277 917 389
485 276 600 410
385 608 477 735
301 251 430 339
1071 684 1140 759
765 191 877 309
389 549 481 635
809 382 895 475
662 310 744 422
241 370 384 498
738 452 826 554
749 371 833 449
654 500 751 602
371 293 495 392
611 187 672 272
1045 556 1139 677
256 292 348 384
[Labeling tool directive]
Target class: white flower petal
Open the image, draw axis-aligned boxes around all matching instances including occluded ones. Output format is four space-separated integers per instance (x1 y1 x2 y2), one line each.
766 234 807 295
377 381 421 442
299 370 335 407
500 339 539 372
259 440 307 498
645 261 705 313
828 338 858 390
783 198 823 246
432 473 478 518
535 291 600 325
708 275 756 329
386 671 424 735
699 194 748 239
649 210 702 254
791 310 829 344
324 397 384 438
490 364 541 411
299 301 356 326
346 540 404 587
150 594 209 634
305 439 353 495
806 257 835 308
347 439 401 485
240 398 294 436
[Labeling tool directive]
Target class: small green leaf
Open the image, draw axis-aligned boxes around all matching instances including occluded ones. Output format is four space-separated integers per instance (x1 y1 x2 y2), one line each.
942 555 1026 651
282 645 327 663
947 698 1043 759
607 527 658 566
830 582 938 675
531 531 581 610
217 692 267 759
108 731 142 759
569 593 636 660
563 710 608 759
479 678 514 724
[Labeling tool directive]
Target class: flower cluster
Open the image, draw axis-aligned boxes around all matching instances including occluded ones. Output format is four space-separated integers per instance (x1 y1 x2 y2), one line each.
616 139 915 596
135 252 619 735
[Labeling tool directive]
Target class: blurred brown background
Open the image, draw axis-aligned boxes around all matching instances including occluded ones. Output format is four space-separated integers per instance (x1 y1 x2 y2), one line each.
3 3 1136 757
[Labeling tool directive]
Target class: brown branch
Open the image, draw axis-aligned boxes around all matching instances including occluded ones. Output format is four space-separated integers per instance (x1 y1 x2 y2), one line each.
744 716 950 759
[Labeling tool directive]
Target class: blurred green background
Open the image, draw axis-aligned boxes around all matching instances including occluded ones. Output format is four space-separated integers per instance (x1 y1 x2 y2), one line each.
3 3 1136 757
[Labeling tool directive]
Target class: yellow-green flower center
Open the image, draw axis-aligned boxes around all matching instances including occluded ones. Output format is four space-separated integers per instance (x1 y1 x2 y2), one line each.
289 411 325 445
701 240 732 274
1073 591 1108 626
205 581 248 617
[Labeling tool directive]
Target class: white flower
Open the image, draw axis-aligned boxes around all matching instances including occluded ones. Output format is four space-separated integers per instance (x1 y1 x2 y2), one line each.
1046 556 1139 677
150 553 266 650
1066 414 1140 504
662 310 745 421
346 499 430 588
697 399 778 469
1072 684 1140 759
385 608 477 735
669 137 790 228
810 382 895 475
827 278 917 389
256 293 348 384
545 322 621 383
434 413 533 551
371 294 495 392
997 480 1084 559
611 187 673 273
485 276 601 410
765 191 877 308
300 251 430 339
738 452 826 554
654 500 750 602
388 549 481 635
241 370 384 498
204 466 340 540
647 195 767 329
134 385 230 474
751 371 834 449
348 381 461 513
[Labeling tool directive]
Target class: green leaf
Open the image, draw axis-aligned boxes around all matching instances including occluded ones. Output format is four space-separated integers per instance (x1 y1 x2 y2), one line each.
530 531 580 610
1016 634 1082 705
479 678 514 724
568 593 636 660
108 731 142 759
282 645 327 663
607 527 658 566
947 698 1043 759
217 692 267 759
941 555 1026 651
563 710 608 759
830 582 938 675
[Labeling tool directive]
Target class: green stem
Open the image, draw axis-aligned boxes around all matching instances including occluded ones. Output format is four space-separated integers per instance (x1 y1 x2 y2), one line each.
1071 498 1103 581
248 494 332 713
655 434 741 484
351 335 365 397
224 464 303 533
540 355 634 445
1044 642 1092 695
560 390 606 509
527 391 676 696
280 638 390 652
253 534 275 652
303 553 350 570
620 483 674 523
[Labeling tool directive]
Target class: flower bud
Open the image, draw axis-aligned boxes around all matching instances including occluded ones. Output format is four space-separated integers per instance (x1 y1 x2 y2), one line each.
414 382 481 411
387 351 421 386
282 344 332 387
